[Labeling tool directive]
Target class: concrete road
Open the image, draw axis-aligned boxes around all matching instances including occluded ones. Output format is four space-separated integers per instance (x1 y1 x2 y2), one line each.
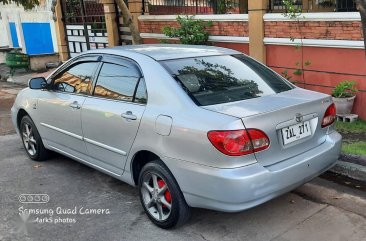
1 134 366 241
0 82 24 135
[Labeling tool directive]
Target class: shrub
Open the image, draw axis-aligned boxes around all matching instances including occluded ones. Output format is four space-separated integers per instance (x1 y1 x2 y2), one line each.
332 80 358 98
162 15 212 45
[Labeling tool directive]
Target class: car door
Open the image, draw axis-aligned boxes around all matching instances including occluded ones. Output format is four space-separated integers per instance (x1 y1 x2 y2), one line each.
37 57 100 159
81 56 147 175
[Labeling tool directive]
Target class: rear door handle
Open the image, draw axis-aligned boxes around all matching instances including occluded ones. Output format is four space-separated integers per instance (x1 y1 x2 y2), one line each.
69 101 81 109
121 111 137 120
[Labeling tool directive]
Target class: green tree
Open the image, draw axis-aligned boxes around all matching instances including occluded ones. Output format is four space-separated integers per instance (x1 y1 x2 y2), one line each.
0 0 39 10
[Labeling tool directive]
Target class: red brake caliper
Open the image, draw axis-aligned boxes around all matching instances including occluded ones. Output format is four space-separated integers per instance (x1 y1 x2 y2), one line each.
157 179 171 206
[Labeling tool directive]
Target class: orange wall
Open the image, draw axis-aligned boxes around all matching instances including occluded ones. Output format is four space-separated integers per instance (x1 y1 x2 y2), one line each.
214 42 249 54
267 45 366 120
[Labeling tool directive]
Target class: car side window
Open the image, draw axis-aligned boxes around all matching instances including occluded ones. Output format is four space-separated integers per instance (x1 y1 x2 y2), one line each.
134 78 147 104
53 62 98 95
93 63 141 102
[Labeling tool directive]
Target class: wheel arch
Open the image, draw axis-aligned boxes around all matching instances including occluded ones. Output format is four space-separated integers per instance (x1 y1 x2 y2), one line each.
130 150 164 186
17 108 30 130
17 109 44 141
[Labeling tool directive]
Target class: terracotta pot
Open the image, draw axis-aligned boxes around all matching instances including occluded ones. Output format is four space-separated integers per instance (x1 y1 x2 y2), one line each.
332 96 356 115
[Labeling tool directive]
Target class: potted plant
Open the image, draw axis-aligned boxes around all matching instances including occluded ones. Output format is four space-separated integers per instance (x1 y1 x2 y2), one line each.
331 80 358 115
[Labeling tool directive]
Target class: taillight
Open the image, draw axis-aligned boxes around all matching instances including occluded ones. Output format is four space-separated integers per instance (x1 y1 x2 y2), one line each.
207 129 270 156
321 103 336 128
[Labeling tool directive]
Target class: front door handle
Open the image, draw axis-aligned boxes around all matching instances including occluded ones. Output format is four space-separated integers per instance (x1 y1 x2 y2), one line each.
121 111 137 120
69 101 81 109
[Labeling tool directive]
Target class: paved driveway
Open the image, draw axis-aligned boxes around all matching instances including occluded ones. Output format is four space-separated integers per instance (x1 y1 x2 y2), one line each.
1 134 365 241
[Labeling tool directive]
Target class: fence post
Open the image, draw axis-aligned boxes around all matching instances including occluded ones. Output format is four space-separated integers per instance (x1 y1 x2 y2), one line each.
248 0 267 64
102 0 120 47
54 0 69 61
239 0 248 14
141 0 145 14
303 0 310 12
128 0 143 37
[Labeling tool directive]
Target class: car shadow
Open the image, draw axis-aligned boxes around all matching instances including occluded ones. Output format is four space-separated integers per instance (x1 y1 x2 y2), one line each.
45 152 318 237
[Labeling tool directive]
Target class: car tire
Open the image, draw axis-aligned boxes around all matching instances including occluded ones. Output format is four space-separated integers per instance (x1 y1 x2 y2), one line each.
20 115 49 161
138 160 191 229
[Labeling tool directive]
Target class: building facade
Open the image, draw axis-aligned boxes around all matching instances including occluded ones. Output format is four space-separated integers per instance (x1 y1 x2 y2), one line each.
0 0 58 55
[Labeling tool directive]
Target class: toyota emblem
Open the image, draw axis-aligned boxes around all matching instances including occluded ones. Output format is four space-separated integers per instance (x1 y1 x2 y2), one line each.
295 113 303 123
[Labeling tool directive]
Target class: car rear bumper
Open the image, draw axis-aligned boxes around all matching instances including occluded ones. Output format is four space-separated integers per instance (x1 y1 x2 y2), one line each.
163 131 342 212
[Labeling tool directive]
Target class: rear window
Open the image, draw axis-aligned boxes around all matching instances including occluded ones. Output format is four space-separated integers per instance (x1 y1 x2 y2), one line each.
161 54 293 106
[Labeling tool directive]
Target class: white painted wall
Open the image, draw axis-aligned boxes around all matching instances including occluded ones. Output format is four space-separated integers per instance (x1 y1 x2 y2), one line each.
0 12 11 47
0 1 58 52
0 19 7 47
0 21 4 46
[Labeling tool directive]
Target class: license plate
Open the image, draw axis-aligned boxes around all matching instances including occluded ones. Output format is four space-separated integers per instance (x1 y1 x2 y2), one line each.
282 121 311 145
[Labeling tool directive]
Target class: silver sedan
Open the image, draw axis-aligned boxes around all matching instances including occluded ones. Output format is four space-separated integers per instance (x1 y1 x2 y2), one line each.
11 45 342 228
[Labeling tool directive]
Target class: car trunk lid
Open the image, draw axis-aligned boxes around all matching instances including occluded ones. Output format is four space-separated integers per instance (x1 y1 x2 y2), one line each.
202 88 333 167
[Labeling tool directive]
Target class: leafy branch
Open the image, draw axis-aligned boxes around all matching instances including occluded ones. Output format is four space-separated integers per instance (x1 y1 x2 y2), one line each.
0 0 39 10
162 15 212 45
281 0 311 84
332 81 358 98
282 0 302 20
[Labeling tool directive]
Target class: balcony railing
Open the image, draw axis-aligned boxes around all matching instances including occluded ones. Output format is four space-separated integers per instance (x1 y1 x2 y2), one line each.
268 0 357 13
142 0 248 15
141 0 357 15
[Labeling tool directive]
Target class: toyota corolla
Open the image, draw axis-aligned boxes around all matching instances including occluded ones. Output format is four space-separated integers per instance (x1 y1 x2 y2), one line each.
11 45 342 228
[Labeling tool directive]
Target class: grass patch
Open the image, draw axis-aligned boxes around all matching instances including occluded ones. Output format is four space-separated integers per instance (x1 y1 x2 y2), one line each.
341 141 366 156
335 119 366 156
335 119 366 134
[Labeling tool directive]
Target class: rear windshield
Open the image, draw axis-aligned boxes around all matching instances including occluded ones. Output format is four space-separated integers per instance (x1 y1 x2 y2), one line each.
161 54 293 106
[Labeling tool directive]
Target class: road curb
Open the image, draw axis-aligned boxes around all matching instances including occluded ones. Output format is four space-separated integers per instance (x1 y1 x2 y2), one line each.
330 160 366 183
295 178 366 219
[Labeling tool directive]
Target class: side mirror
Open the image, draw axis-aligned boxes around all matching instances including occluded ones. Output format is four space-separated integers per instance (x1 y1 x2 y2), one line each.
54 82 76 93
29 77 47 90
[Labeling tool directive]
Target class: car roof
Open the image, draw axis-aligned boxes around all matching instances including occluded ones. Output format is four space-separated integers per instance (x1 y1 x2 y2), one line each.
107 44 241 61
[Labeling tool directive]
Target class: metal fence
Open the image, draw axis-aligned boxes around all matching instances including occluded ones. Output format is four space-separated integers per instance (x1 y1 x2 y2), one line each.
268 0 357 13
141 0 357 15
142 0 248 15
61 0 109 57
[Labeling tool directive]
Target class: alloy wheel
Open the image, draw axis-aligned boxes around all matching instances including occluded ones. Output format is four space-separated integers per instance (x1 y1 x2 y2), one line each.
141 172 172 221
22 122 37 156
